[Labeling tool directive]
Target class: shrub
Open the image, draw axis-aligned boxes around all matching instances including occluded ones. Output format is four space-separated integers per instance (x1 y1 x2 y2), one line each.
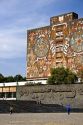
47 67 78 84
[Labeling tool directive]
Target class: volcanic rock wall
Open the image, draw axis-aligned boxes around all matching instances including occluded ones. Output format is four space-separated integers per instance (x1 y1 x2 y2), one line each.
17 84 83 108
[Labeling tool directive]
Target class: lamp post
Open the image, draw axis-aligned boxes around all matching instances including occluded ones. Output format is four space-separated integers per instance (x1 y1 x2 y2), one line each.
16 75 19 100
16 75 19 86
3 82 5 100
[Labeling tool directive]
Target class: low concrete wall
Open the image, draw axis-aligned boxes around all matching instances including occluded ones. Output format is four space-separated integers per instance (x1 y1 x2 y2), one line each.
16 84 83 108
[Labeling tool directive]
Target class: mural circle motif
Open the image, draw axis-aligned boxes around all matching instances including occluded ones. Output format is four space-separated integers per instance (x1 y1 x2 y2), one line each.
69 28 83 53
34 37 49 58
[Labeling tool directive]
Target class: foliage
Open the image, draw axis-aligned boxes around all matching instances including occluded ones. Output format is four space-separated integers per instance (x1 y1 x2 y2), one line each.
4 76 15 82
14 74 25 82
47 67 78 84
0 73 26 83
0 73 4 83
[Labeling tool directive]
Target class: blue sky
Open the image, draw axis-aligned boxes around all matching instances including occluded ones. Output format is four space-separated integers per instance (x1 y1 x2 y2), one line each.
0 0 83 77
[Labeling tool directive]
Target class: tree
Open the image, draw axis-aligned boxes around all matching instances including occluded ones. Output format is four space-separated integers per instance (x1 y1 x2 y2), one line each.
14 74 24 82
0 73 26 83
0 73 4 83
5 76 14 82
47 67 77 84
64 69 77 84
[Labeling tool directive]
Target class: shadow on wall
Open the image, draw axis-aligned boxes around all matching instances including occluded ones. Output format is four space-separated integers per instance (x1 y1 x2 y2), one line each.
0 100 83 113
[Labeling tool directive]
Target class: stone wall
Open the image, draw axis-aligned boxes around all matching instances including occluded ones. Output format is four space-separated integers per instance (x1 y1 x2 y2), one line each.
16 84 83 108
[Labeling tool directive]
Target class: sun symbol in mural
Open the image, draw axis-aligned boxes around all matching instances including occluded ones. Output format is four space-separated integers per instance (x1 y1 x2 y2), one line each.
34 37 49 58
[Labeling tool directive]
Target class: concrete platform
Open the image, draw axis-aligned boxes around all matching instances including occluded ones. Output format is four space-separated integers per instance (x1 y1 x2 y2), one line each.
0 113 83 125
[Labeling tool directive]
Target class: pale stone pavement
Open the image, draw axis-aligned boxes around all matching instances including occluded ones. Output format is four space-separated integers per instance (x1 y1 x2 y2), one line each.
0 113 83 125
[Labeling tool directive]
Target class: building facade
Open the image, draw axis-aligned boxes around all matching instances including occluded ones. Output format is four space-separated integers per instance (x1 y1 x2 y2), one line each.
0 82 26 100
27 12 83 80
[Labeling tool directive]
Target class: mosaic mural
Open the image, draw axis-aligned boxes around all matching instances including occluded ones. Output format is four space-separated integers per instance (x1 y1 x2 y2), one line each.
27 12 83 79
64 19 83 72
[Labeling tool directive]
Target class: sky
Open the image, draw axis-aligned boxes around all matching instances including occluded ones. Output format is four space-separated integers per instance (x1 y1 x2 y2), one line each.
0 0 83 77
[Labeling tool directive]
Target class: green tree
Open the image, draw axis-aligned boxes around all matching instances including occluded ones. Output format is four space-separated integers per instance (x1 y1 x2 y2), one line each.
0 73 26 83
14 74 24 82
47 67 77 84
0 73 4 83
23 77 26 81
5 76 14 82
64 69 77 84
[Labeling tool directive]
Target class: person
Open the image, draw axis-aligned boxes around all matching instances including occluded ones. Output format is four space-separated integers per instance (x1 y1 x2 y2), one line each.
10 106 13 114
66 104 71 115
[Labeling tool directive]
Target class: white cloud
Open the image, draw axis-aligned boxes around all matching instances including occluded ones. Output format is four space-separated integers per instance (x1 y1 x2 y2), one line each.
0 29 26 58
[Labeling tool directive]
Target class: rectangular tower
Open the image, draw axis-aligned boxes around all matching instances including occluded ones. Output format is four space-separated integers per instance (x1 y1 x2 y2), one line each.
27 12 83 81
